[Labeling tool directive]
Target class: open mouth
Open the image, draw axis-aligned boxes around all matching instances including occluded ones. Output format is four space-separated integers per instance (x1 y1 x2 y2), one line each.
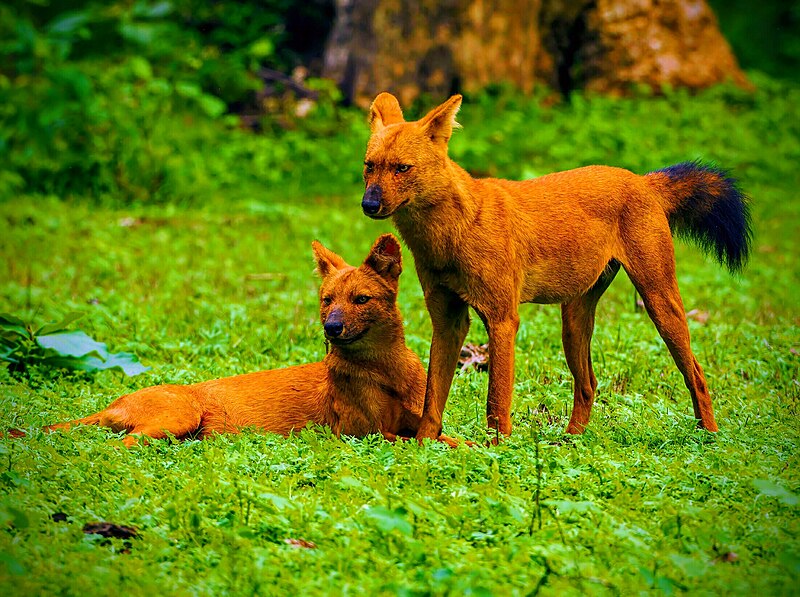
327 329 368 345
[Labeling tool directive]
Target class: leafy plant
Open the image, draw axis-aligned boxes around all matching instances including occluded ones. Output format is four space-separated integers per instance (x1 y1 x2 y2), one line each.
0 312 148 376
0 0 343 202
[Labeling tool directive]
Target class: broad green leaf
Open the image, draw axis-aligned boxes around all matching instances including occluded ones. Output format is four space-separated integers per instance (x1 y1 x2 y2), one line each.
175 81 202 99
0 313 26 327
98 352 148 376
753 479 799 506
132 1 173 18
36 311 84 336
638 566 656 586
363 506 413 536
0 324 30 344
198 95 227 119
146 78 172 95
669 554 708 578
75 353 149 376
46 11 91 35
0 506 29 529
544 499 597 514
0 471 30 489
249 38 274 59
41 353 148 377
119 22 157 45
0 344 19 363
259 493 291 512
128 56 153 81
656 575 678 596
338 476 376 495
37 331 106 359
779 551 800 575
0 552 26 577
37 332 148 376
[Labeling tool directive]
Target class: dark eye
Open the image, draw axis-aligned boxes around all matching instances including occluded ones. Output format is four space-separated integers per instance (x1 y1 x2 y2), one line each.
322 296 333 306
395 164 411 174
364 162 375 174
354 295 371 305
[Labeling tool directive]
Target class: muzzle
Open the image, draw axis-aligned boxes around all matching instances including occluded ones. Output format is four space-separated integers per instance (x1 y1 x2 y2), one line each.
362 185 382 216
323 310 344 337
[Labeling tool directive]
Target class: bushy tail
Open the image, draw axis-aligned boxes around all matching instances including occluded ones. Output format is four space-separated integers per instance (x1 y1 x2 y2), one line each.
646 161 752 273
5 413 102 438
44 413 103 432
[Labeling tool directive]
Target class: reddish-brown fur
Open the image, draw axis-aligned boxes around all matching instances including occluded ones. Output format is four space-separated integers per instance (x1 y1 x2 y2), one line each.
28 235 452 447
363 92 738 439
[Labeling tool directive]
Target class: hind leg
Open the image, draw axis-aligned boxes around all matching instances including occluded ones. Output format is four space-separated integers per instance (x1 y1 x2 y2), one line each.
563 262 620 434
99 385 204 447
621 235 718 431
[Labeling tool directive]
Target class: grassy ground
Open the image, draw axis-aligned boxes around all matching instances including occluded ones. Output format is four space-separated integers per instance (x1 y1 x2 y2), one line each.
1 85 799 595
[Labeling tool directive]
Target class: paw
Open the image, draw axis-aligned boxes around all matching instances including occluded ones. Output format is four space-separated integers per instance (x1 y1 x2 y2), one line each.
437 434 476 448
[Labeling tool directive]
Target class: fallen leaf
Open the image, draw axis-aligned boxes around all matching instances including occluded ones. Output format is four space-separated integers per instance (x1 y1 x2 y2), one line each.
459 342 489 372
118 217 141 228
532 403 557 425
284 538 316 549
82 522 139 540
83 522 140 554
686 309 710 324
711 549 740 565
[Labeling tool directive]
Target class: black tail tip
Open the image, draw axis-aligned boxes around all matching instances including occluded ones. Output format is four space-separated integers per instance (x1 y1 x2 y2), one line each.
657 160 753 274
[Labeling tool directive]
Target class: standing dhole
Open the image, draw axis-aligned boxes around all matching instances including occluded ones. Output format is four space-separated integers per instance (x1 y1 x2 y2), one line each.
15 235 442 446
362 92 751 440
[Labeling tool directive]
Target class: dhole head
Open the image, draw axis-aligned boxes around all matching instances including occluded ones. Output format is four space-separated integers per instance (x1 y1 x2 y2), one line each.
362 92 462 219
312 234 404 348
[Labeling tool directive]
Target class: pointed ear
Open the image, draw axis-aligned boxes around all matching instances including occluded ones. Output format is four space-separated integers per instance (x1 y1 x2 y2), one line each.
364 234 402 282
312 240 348 278
369 92 404 133
419 94 462 144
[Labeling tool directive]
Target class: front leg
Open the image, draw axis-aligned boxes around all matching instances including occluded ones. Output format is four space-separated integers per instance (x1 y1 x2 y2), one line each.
484 310 520 437
381 430 399 442
416 285 470 440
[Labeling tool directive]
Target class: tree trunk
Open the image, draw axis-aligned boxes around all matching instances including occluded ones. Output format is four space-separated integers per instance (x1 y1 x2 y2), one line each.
323 0 749 107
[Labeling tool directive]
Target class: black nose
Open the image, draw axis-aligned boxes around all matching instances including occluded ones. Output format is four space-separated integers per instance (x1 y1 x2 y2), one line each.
362 185 382 215
324 320 343 337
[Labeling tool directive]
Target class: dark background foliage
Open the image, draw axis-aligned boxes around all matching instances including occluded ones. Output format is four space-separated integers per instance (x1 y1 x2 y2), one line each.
1 0 797 204
708 0 800 81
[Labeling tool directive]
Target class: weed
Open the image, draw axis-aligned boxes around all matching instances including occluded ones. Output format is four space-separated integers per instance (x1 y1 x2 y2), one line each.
0 312 147 378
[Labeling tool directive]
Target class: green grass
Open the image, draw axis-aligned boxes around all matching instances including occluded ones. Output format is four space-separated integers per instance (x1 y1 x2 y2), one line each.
1 83 799 595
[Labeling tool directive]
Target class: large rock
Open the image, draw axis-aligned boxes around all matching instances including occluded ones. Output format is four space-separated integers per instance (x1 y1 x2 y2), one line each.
583 0 750 94
323 0 749 107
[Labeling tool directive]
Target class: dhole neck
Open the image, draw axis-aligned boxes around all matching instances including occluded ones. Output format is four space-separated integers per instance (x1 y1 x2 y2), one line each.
324 326 407 367
324 334 412 403
394 158 478 266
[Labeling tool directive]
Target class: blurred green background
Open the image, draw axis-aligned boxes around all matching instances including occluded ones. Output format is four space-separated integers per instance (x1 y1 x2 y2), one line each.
1 0 798 206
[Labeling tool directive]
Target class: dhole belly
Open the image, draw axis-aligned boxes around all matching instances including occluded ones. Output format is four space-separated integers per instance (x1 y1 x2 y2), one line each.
520 257 611 304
